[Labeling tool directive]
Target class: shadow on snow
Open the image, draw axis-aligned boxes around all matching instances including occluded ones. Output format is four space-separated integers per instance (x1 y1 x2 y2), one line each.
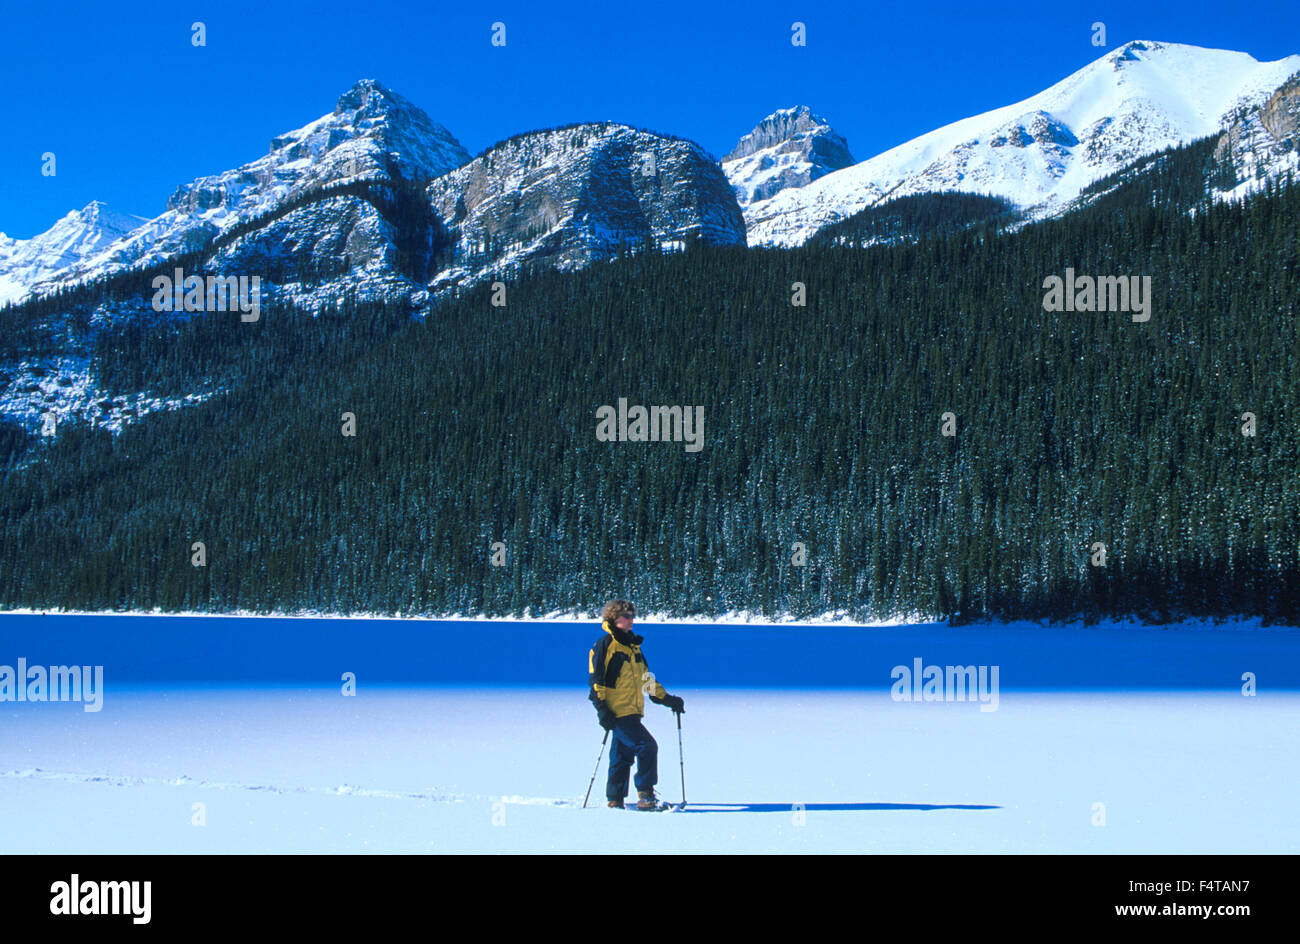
679 801 1000 813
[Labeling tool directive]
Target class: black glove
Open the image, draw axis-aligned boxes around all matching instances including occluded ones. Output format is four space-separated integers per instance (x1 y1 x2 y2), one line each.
662 694 684 714
597 705 617 731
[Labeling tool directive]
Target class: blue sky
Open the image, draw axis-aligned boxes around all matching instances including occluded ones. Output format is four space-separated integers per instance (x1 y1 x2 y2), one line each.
2 0 1297 237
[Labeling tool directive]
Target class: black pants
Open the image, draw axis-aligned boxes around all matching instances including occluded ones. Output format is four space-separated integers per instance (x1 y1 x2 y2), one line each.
607 714 657 801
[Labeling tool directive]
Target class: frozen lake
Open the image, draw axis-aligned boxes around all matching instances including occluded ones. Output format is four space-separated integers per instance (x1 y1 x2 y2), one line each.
1 615 1297 852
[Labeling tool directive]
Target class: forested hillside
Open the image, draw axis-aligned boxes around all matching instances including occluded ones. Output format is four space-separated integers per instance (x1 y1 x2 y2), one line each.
810 191 1019 246
1 137 1297 623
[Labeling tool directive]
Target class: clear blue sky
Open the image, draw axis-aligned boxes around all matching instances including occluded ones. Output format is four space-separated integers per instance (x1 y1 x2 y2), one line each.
2 0 1297 237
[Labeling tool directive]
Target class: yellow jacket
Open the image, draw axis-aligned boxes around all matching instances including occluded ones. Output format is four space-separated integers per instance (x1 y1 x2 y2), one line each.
588 620 669 719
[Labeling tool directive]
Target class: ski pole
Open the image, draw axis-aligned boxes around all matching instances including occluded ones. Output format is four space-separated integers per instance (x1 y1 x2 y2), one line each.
675 709 686 807
582 730 611 808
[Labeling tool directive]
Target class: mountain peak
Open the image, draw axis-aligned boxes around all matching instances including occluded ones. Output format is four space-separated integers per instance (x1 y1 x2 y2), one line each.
1112 39 1162 58
768 104 820 123
334 78 413 115
249 80 470 185
0 200 145 305
3 83 472 305
723 106 854 206
59 200 143 231
72 200 131 224
725 106 841 162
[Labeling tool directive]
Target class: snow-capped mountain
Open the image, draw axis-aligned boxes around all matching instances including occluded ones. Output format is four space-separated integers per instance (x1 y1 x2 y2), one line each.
722 106 855 207
5 44 1299 439
3 81 746 309
0 87 747 437
427 123 746 288
11 80 471 303
745 41 1300 247
0 202 147 305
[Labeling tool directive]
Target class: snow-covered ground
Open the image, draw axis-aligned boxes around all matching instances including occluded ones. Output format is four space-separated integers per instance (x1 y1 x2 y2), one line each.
1 615 1296 853
1 687 1296 853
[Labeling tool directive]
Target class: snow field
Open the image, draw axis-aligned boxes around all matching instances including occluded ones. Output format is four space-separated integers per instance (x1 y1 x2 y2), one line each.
2 686 1295 853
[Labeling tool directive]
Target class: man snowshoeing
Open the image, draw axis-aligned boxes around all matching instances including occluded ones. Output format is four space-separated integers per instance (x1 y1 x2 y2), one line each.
587 599 684 810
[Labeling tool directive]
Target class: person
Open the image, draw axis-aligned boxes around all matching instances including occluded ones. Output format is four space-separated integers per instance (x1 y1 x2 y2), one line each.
587 599 685 809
